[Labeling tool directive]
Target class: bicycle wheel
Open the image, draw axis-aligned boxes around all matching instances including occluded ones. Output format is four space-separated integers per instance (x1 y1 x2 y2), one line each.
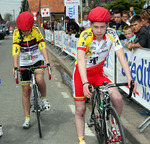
92 92 106 144
33 85 42 138
105 106 126 144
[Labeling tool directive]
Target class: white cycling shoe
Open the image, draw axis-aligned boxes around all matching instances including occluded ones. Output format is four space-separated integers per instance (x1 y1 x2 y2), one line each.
79 142 86 144
42 99 51 111
22 119 30 129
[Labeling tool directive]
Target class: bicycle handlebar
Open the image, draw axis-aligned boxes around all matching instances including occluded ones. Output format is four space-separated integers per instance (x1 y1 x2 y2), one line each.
88 80 135 99
15 65 51 84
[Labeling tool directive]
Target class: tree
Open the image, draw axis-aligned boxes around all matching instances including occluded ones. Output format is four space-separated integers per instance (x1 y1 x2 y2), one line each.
4 13 13 22
19 0 28 13
104 0 145 14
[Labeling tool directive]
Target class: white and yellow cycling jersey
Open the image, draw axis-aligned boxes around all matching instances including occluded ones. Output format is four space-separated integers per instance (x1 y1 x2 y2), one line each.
12 26 46 66
77 28 123 68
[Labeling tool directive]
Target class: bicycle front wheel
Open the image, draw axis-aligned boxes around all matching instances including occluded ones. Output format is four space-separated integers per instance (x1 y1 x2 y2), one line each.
105 106 126 144
92 94 106 144
33 85 42 138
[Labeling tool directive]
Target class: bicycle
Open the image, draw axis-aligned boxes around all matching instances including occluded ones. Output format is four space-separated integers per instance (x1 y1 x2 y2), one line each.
87 80 135 144
15 65 51 138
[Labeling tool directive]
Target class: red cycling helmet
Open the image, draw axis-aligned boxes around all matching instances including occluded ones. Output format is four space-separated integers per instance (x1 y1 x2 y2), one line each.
88 7 110 22
17 11 34 30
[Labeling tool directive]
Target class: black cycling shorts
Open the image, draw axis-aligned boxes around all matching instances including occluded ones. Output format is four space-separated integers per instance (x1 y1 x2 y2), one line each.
20 60 45 85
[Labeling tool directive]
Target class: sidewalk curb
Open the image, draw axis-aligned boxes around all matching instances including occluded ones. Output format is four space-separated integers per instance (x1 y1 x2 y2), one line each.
47 43 148 144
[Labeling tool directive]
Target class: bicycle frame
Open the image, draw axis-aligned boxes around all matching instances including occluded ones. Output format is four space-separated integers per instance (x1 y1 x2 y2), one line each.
88 81 135 144
14 65 51 138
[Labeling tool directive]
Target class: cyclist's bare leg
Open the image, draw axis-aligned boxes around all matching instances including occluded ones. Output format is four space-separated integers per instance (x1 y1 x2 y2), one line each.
109 87 123 116
75 101 86 137
35 70 46 97
22 85 31 116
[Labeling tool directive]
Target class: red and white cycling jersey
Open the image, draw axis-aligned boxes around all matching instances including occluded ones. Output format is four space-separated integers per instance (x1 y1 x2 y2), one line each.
76 27 123 68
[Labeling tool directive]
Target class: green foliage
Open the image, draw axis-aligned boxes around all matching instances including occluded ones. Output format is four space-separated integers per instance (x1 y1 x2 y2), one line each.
20 0 28 14
4 13 12 22
104 0 145 14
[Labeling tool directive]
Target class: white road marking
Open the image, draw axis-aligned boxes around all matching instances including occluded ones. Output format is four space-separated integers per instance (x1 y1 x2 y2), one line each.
56 82 62 88
61 92 69 98
85 124 95 136
69 104 75 114
69 104 95 137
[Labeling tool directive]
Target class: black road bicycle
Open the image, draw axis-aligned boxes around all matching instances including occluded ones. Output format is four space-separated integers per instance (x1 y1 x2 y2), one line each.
87 80 135 144
15 65 51 138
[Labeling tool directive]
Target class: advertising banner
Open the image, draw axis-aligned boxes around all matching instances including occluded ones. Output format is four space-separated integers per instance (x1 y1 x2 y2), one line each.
54 31 63 48
41 8 50 17
66 4 78 22
64 0 79 6
117 48 150 110
62 33 78 59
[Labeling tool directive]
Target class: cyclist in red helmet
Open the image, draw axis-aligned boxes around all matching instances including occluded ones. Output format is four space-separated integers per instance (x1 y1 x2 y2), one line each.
12 11 52 129
73 7 136 144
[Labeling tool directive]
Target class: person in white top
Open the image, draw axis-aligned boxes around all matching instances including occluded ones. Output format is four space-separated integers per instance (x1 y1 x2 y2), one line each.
80 13 90 29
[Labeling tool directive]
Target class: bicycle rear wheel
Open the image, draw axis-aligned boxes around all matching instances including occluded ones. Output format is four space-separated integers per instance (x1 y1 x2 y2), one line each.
33 85 42 138
105 106 126 144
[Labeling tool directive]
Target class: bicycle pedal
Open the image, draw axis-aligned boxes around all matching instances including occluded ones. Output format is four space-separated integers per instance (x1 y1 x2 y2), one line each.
87 119 94 127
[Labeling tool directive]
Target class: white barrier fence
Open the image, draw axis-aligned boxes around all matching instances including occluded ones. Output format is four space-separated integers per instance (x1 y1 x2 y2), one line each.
45 30 150 111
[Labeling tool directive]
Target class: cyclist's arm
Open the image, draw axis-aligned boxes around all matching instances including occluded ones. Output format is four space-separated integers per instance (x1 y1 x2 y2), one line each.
115 48 136 92
34 27 50 64
77 49 93 98
77 50 88 84
41 48 50 64
12 29 21 68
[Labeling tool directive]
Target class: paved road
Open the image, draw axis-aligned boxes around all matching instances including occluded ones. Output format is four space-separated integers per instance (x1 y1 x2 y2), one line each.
46 40 150 144
0 35 99 144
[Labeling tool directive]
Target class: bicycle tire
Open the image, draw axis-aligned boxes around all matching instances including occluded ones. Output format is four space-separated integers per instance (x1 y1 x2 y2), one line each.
105 106 126 144
33 85 42 138
92 92 106 144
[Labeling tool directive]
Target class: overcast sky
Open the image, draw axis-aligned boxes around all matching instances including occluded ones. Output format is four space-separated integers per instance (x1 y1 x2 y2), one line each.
0 0 22 20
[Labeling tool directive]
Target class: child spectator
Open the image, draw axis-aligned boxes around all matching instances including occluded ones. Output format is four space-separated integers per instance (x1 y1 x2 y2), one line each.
75 27 85 38
121 25 136 48
68 25 77 36
127 15 150 50
129 11 134 21
140 9 150 34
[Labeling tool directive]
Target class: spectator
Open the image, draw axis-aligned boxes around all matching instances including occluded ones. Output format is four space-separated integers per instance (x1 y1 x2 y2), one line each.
127 15 150 50
43 20 48 30
109 9 115 26
80 13 90 29
51 19 59 31
129 11 134 21
0 125 3 137
121 25 136 48
75 27 85 38
109 9 128 40
68 25 77 36
122 10 130 25
130 6 136 16
140 9 150 34
64 16 79 34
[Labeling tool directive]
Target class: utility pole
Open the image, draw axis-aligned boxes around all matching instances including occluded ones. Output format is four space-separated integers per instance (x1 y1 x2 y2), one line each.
80 0 82 23
12 9 15 21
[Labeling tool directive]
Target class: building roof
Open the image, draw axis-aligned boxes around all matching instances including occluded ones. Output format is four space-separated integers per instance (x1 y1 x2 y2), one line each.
28 0 64 13
28 0 40 12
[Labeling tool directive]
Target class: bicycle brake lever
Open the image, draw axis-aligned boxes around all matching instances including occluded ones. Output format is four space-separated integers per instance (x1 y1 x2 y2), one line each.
88 85 92 93
128 80 135 98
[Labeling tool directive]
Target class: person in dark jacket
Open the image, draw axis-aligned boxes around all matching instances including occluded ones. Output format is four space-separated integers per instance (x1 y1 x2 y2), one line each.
127 15 150 50
64 16 79 34
109 9 128 40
